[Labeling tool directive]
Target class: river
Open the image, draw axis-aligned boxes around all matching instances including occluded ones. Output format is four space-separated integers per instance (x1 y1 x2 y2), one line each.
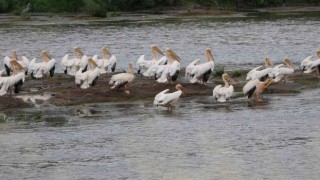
0 11 320 179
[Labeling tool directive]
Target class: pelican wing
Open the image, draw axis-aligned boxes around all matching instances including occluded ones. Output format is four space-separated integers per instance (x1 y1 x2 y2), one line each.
243 79 259 98
61 54 74 67
154 89 170 104
186 59 201 77
109 73 134 88
246 65 263 80
300 55 312 68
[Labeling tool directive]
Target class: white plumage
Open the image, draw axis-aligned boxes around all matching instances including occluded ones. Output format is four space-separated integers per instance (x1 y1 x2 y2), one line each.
185 59 200 78
3 50 29 76
0 60 26 96
29 50 56 79
213 73 235 102
243 78 274 102
268 58 294 83
157 48 181 83
61 47 87 76
246 58 273 81
189 48 215 84
301 51 320 75
109 62 135 94
137 44 165 75
75 58 100 89
143 56 167 78
154 84 184 110
93 47 117 74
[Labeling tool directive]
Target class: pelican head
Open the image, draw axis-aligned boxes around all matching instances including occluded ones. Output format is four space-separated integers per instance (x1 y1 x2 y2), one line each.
73 47 84 58
151 44 164 56
264 57 273 68
317 50 320 58
175 84 184 91
205 48 214 62
128 62 134 74
102 47 111 58
10 59 25 73
41 50 51 61
222 73 236 84
166 48 181 62
284 58 294 68
88 58 98 69
12 50 18 60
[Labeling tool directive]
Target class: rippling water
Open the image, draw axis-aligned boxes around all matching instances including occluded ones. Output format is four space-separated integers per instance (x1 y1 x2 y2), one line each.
1 12 320 179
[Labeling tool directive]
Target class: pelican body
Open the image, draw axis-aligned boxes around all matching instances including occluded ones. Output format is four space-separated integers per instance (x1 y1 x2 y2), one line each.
154 84 184 110
4 50 29 76
75 58 100 89
188 48 215 84
157 48 181 83
301 51 320 76
93 47 117 74
29 50 56 79
137 44 165 75
109 62 135 94
246 58 273 81
213 73 235 102
269 58 294 83
243 78 274 102
0 60 26 96
61 47 88 76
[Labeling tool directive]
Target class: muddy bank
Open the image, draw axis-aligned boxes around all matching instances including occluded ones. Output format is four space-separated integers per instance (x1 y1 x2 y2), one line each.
1 70 319 112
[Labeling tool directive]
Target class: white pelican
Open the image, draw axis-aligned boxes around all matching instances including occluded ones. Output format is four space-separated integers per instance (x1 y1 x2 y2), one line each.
246 57 273 81
143 56 167 78
185 59 200 78
268 58 294 83
301 50 320 77
157 48 181 83
154 84 184 111
29 50 56 79
213 73 236 102
0 60 26 96
137 44 165 74
75 58 100 89
93 47 117 74
109 62 135 94
188 48 215 84
243 78 274 102
4 50 29 75
61 47 88 76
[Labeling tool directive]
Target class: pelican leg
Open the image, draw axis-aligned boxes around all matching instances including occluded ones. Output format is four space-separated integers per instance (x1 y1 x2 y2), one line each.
124 84 130 94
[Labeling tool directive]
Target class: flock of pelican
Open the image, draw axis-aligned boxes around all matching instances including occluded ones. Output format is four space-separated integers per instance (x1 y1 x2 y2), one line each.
1 45 319 110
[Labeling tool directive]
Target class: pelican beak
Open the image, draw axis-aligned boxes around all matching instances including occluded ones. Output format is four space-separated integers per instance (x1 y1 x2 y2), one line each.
226 75 236 84
167 48 181 62
205 48 214 62
284 58 294 68
102 48 111 56
264 78 274 87
12 50 18 60
88 58 97 67
152 46 164 56
265 58 273 68
316 50 320 58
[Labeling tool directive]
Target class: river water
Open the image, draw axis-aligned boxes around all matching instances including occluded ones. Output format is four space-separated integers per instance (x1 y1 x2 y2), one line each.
0 12 320 179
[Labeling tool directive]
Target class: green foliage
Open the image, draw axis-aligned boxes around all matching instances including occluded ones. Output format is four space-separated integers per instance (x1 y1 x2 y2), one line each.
214 66 224 77
232 70 242 77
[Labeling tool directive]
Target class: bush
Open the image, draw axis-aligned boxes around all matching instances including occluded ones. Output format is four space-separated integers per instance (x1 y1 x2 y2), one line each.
214 66 224 77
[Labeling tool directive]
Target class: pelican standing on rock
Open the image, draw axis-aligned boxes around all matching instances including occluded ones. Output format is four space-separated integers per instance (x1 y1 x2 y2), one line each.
269 58 294 83
61 47 88 76
75 58 100 89
109 62 135 94
154 84 184 111
137 44 166 75
4 50 29 76
213 73 236 102
29 50 56 79
243 78 274 102
188 48 215 84
0 60 26 96
93 47 117 74
157 48 181 83
301 50 320 77
246 57 273 81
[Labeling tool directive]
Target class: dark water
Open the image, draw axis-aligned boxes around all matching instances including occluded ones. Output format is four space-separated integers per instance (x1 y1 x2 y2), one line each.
1 12 320 179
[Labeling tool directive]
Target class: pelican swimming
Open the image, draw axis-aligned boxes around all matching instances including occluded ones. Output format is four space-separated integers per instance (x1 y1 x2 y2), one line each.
154 84 184 111
137 44 165 75
246 57 273 81
243 78 274 102
109 62 135 94
0 60 26 96
268 58 294 83
75 58 100 89
157 48 181 83
188 48 215 84
4 50 29 76
61 47 88 76
301 50 320 77
29 50 56 79
92 47 117 74
213 73 236 102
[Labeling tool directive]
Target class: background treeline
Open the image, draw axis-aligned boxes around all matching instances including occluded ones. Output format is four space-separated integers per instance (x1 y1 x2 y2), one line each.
0 0 319 16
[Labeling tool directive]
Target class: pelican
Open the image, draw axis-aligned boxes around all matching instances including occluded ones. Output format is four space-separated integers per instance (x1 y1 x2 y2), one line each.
185 59 200 78
268 58 294 83
0 60 26 96
157 48 181 83
29 50 56 79
137 44 165 74
4 50 29 76
154 84 184 111
246 57 273 81
109 62 135 94
188 48 215 84
61 47 88 76
301 50 320 77
243 78 274 102
75 58 100 89
92 47 117 74
213 73 236 102
143 56 167 78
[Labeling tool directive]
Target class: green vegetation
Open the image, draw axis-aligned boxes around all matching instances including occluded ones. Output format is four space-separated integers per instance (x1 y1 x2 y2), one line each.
0 0 318 16
214 66 224 77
